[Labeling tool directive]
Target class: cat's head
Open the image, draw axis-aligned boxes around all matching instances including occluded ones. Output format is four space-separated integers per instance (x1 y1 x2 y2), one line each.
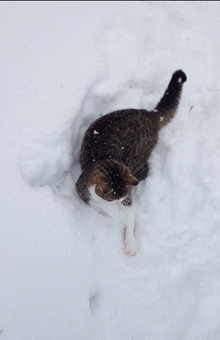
88 159 138 203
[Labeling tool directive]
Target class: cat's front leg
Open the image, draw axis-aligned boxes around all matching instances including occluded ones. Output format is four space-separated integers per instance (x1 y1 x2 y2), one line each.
76 174 90 204
121 204 140 256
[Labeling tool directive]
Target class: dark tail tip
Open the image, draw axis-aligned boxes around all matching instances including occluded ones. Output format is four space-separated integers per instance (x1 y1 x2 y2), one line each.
171 70 187 85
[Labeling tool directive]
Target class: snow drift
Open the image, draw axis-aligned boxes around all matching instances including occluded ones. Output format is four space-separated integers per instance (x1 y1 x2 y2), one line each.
1 2 220 339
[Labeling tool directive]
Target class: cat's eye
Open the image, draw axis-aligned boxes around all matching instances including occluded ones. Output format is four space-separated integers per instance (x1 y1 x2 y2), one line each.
101 187 111 195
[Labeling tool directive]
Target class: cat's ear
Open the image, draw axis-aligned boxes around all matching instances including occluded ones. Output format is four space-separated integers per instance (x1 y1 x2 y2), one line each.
126 174 138 186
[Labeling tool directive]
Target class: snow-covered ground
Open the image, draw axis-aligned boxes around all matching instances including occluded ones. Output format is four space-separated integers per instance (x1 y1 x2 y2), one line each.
1 2 220 339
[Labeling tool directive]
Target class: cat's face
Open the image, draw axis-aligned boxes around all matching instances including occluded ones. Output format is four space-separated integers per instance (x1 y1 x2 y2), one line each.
88 160 138 203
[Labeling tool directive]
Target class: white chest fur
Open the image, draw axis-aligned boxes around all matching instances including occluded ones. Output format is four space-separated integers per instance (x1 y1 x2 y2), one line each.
89 185 140 256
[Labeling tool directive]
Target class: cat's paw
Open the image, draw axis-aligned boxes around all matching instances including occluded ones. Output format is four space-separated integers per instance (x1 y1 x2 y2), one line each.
125 240 140 257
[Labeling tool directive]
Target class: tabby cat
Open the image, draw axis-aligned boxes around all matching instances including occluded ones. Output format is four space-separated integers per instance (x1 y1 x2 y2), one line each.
76 70 187 256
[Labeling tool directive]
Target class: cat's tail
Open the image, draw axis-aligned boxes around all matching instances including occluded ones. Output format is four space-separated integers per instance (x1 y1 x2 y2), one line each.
153 70 187 128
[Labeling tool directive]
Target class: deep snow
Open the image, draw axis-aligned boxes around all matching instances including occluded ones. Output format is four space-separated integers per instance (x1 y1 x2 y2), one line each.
1 1 220 339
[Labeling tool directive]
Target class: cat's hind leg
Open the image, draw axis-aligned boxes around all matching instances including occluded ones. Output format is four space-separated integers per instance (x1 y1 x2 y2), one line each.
121 204 140 256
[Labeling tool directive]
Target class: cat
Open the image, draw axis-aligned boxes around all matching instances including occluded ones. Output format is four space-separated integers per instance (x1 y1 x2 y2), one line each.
76 70 187 256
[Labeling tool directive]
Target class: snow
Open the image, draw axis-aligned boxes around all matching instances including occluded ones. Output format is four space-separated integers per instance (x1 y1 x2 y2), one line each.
1 1 220 339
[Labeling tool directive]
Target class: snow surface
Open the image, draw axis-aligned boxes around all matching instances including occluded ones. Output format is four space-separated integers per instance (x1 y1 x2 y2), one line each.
1 2 220 339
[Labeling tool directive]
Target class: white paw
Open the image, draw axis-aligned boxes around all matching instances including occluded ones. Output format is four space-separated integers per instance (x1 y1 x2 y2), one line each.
125 240 140 257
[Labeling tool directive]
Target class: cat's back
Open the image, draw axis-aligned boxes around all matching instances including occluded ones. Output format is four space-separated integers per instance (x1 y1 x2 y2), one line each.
80 108 159 177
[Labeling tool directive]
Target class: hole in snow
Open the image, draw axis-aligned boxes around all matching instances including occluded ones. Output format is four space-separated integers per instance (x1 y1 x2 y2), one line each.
89 292 103 313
